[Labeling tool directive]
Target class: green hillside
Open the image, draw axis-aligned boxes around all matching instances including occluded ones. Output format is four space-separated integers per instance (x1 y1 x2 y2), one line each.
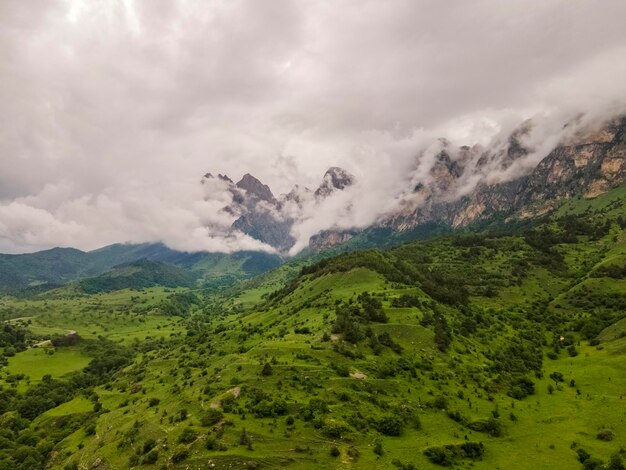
0 188 625 469
77 259 198 294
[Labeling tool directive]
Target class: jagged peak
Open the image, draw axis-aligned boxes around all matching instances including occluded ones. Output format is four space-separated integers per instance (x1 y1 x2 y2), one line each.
236 173 276 203
315 167 355 198
202 172 234 184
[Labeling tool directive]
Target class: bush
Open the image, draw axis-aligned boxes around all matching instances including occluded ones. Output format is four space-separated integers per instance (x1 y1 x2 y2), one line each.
373 439 384 456
424 446 455 466
424 442 484 466
171 446 189 463
322 421 348 439
467 418 503 437
142 450 158 464
148 398 160 407
508 376 535 400
84 423 96 436
142 439 156 454
200 409 223 427
583 457 605 470
239 427 253 450
330 446 340 457
178 427 197 444
607 454 625 470
375 416 403 436
596 429 614 441
261 363 273 376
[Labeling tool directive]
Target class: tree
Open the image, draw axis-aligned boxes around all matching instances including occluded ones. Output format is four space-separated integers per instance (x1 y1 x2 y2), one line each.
178 427 197 444
373 439 384 456
607 454 625 470
433 310 452 352
549 372 564 384
239 427 253 450
261 363 273 376
376 416 403 436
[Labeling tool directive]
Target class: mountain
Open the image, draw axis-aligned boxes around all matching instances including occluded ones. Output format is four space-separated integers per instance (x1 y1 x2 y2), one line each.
200 116 626 254
0 243 282 294
313 116 626 248
3 116 625 294
314 166 355 198
201 167 356 252
383 116 626 230
77 259 197 294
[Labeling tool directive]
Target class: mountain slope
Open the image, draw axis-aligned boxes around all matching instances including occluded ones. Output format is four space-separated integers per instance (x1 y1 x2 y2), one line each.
1 193 622 469
0 243 282 294
77 259 198 294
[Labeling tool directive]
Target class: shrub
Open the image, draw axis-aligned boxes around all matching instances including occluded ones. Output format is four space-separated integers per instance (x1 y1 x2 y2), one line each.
261 363 273 376
424 442 484 466
583 457 605 470
322 420 349 439
508 376 535 400
424 446 455 466
239 427 253 450
142 439 156 454
607 454 625 470
373 439 384 456
376 416 403 436
142 450 158 465
467 418 503 437
200 409 223 427
84 423 96 436
171 446 189 463
178 427 197 444
596 429 614 441
148 398 160 407
330 446 340 457
577 448 591 463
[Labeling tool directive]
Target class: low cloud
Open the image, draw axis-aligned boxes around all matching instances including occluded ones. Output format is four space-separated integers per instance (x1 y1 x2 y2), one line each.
1 1 626 254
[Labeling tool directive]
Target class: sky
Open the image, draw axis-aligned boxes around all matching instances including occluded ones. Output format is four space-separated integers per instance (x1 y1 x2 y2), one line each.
1 0 626 254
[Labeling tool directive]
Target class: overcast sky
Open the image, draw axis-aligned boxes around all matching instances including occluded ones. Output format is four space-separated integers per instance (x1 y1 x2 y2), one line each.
2 0 626 254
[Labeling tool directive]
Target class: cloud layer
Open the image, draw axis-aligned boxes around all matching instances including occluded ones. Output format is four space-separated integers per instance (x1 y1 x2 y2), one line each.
2 0 626 253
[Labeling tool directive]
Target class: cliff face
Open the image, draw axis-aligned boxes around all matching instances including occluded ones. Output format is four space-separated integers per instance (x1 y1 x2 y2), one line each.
202 116 626 253
201 167 355 253
379 116 626 231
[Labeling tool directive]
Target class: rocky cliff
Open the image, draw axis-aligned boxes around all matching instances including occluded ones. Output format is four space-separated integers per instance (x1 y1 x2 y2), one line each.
203 116 626 253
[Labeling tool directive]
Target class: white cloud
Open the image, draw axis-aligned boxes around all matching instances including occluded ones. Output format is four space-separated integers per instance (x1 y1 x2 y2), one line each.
1 0 626 253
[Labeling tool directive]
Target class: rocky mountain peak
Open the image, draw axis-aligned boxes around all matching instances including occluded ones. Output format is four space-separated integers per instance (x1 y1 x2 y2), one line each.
202 173 234 185
315 167 355 198
281 184 311 206
236 174 275 203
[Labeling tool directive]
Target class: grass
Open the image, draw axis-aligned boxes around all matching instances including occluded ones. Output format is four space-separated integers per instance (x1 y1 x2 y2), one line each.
46 264 626 469
2 347 90 392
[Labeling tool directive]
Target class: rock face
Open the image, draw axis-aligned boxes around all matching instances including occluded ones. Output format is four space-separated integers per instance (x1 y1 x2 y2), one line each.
380 116 626 230
201 167 355 253
236 174 276 203
203 116 626 253
315 167 355 198
309 230 356 251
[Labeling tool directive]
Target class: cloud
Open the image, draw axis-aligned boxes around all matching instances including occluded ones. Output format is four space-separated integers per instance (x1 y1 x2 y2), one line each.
1 0 626 253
